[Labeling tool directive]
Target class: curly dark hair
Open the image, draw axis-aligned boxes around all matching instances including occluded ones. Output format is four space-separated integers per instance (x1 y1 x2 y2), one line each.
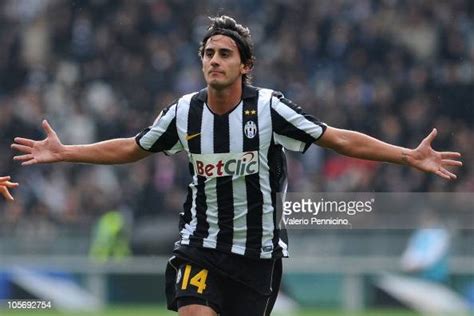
199 15 255 85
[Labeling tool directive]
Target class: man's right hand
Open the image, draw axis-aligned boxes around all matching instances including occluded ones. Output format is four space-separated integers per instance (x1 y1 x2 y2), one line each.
11 120 65 165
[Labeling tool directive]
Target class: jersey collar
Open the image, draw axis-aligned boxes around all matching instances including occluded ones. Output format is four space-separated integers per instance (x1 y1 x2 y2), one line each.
197 85 258 102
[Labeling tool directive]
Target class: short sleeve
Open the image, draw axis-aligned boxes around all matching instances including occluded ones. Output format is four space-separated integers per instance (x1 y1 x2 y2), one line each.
135 103 184 155
271 92 327 153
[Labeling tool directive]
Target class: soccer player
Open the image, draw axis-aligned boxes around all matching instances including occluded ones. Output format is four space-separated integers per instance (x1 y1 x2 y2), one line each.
0 176 18 201
11 15 462 316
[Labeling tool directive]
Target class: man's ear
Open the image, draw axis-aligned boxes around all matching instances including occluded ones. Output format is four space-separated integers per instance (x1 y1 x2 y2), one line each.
241 63 251 75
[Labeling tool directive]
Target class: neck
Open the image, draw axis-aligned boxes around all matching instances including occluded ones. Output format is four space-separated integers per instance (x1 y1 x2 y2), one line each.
207 82 243 115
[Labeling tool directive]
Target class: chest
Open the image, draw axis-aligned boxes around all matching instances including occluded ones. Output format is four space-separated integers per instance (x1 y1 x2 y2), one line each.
177 103 273 155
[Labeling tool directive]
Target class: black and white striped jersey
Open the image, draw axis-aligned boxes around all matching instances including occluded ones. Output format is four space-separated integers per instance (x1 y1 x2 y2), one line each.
136 85 327 259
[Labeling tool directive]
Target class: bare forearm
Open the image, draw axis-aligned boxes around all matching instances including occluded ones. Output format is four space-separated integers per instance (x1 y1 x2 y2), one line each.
318 128 414 165
62 138 149 164
315 126 461 179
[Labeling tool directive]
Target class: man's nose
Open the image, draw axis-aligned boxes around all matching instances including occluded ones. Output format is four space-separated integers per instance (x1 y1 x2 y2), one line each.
210 55 220 66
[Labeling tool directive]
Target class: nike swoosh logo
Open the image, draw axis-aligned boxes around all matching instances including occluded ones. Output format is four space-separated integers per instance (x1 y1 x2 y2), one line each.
185 133 201 141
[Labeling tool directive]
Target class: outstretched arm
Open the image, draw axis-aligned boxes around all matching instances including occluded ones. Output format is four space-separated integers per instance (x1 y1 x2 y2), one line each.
12 120 151 165
315 127 462 180
0 176 19 201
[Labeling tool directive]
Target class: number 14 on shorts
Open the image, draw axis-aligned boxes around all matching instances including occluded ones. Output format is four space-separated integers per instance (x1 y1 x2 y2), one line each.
178 264 208 294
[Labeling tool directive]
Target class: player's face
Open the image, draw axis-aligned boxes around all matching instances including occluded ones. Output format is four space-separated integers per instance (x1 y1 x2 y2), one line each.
202 35 250 90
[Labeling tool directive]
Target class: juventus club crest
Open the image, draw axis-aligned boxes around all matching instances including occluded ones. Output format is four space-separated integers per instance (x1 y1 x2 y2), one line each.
244 120 257 139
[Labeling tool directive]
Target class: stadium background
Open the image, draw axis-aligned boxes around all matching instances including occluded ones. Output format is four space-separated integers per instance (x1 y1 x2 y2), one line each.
0 0 472 315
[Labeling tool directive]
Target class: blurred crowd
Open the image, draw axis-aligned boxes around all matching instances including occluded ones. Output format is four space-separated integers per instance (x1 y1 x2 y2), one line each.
0 0 472 253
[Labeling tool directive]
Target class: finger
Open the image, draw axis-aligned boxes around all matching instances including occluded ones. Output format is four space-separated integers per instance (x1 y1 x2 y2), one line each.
434 170 451 180
0 176 11 182
42 119 56 136
441 168 458 179
13 137 35 146
5 181 19 188
0 187 14 201
14 154 34 162
423 128 437 145
441 159 463 167
22 159 38 166
440 167 457 180
440 152 462 159
11 144 32 154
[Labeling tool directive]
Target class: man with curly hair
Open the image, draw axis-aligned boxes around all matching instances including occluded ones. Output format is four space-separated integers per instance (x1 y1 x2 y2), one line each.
12 15 461 316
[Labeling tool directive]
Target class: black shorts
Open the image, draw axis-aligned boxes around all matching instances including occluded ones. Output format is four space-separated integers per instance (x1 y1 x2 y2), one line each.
165 246 282 315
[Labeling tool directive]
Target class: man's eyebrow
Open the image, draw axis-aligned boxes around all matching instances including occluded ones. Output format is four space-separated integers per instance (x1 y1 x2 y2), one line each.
205 47 234 53
218 48 233 53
